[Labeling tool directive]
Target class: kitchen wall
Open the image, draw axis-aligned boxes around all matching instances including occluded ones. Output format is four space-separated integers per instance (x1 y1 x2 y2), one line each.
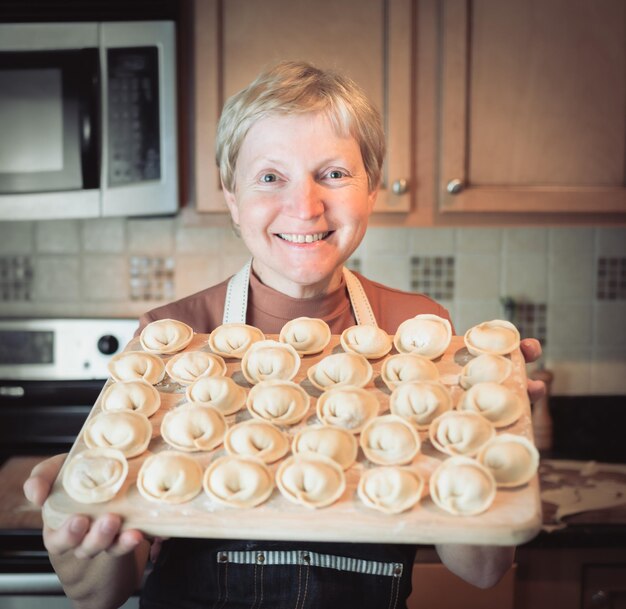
0 215 624 396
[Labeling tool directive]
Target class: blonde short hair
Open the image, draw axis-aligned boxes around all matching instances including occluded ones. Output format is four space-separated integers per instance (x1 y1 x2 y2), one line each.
216 61 385 193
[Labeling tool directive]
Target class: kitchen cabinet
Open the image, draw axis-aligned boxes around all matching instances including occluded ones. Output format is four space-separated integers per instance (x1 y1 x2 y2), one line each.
408 560 515 609
437 0 626 216
191 0 413 214
514 547 626 609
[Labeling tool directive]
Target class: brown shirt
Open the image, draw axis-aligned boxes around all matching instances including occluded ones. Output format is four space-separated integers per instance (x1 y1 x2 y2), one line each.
137 270 453 335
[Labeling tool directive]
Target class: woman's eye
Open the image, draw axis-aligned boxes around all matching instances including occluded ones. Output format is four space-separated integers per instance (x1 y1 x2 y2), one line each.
261 173 278 183
327 170 345 179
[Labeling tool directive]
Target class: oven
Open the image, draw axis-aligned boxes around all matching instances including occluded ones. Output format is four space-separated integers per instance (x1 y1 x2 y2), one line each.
0 318 138 608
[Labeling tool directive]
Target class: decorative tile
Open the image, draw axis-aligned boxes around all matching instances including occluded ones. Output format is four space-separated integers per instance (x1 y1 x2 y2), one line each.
503 228 548 255
596 257 626 300
0 256 33 301
408 228 456 255
502 253 548 301
596 227 626 256
456 228 502 254
129 256 175 301
82 255 128 301
33 256 80 302
35 220 80 254
82 218 125 253
410 256 455 300
0 221 34 254
454 253 500 300
501 299 547 345
127 218 175 254
362 255 410 291
548 249 594 303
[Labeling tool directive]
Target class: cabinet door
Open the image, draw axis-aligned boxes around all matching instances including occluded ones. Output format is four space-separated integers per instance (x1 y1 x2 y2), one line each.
439 0 626 214
193 0 412 213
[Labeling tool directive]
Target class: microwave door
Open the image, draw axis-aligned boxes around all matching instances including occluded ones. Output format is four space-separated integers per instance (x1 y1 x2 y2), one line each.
0 49 101 218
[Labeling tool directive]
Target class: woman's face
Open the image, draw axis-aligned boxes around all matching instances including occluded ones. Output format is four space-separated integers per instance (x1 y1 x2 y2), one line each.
223 112 378 299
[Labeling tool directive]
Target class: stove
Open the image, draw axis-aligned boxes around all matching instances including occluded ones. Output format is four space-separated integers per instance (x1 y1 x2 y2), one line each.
0 318 137 600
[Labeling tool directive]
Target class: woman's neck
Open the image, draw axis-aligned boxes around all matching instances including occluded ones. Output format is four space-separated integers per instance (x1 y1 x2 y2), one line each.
251 261 345 299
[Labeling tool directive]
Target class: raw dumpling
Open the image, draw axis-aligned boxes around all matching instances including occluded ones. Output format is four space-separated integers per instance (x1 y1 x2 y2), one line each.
83 411 152 458
246 380 310 426
340 325 392 359
165 351 227 385
160 403 226 452
359 415 421 465
241 340 300 385
203 455 274 508
292 425 358 470
307 352 373 391
316 385 379 434
208 323 265 359
429 411 495 457
100 380 161 418
389 380 453 430
393 314 452 360
62 448 128 504
140 319 194 354
108 351 165 385
464 319 520 356
460 354 513 389
137 451 203 504
224 420 290 464
458 382 524 428
429 456 496 516
477 434 539 488
276 454 346 509
279 317 331 355
358 466 424 514
380 353 439 390
185 375 247 416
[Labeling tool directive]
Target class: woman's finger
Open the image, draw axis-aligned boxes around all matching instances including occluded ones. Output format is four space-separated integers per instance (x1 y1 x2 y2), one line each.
520 338 542 364
527 378 547 405
23 453 67 506
73 514 124 559
43 515 91 555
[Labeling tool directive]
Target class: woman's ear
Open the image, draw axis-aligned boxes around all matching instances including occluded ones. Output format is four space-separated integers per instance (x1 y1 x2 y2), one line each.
222 180 240 225
367 185 379 214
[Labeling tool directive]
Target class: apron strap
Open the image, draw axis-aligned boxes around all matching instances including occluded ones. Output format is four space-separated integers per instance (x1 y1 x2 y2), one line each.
222 258 252 324
223 260 377 327
342 267 377 327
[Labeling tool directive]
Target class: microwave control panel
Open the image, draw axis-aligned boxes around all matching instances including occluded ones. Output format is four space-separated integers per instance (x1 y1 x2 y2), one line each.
107 46 161 186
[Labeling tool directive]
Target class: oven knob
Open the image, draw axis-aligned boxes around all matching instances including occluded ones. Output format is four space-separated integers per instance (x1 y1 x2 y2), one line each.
97 334 120 355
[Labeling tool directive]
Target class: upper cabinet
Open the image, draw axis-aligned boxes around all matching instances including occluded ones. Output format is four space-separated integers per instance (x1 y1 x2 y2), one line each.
192 0 413 213
437 0 626 215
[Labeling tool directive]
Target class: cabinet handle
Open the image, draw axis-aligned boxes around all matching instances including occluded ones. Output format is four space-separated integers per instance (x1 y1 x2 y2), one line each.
392 179 409 195
446 179 464 194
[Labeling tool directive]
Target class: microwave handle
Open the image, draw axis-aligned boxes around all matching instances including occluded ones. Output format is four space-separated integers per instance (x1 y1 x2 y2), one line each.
79 65 100 188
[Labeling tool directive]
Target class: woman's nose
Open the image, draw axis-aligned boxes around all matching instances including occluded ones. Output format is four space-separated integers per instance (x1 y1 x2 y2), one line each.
286 179 325 219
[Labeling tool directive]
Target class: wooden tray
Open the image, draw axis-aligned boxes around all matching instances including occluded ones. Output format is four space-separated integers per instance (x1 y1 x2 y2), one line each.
43 334 542 546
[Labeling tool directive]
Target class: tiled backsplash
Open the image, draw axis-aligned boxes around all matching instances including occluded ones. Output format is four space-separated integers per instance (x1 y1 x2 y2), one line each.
0 218 624 396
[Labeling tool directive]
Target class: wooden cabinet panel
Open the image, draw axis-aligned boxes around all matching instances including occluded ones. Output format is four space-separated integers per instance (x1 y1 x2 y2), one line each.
192 0 413 214
408 563 515 609
438 0 626 214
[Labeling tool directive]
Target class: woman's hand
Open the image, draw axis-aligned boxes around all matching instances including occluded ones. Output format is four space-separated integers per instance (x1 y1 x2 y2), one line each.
23 454 144 559
519 338 546 404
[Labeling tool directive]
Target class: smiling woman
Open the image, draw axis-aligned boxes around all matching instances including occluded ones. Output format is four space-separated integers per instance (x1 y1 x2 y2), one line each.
223 112 376 298
24 60 529 609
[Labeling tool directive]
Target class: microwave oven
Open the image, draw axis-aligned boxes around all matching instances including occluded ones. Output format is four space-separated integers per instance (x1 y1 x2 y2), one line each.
0 21 177 221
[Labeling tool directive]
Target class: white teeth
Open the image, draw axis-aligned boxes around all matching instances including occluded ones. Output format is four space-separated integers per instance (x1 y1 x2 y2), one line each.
278 232 328 243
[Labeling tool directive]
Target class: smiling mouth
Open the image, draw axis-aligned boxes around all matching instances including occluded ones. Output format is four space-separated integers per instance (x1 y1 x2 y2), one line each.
277 232 331 243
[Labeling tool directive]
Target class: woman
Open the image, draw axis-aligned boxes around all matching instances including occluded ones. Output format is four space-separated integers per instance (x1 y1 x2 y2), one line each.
25 61 544 609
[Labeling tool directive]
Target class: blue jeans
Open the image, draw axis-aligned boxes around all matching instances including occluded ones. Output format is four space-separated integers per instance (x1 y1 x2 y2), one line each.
140 538 416 609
